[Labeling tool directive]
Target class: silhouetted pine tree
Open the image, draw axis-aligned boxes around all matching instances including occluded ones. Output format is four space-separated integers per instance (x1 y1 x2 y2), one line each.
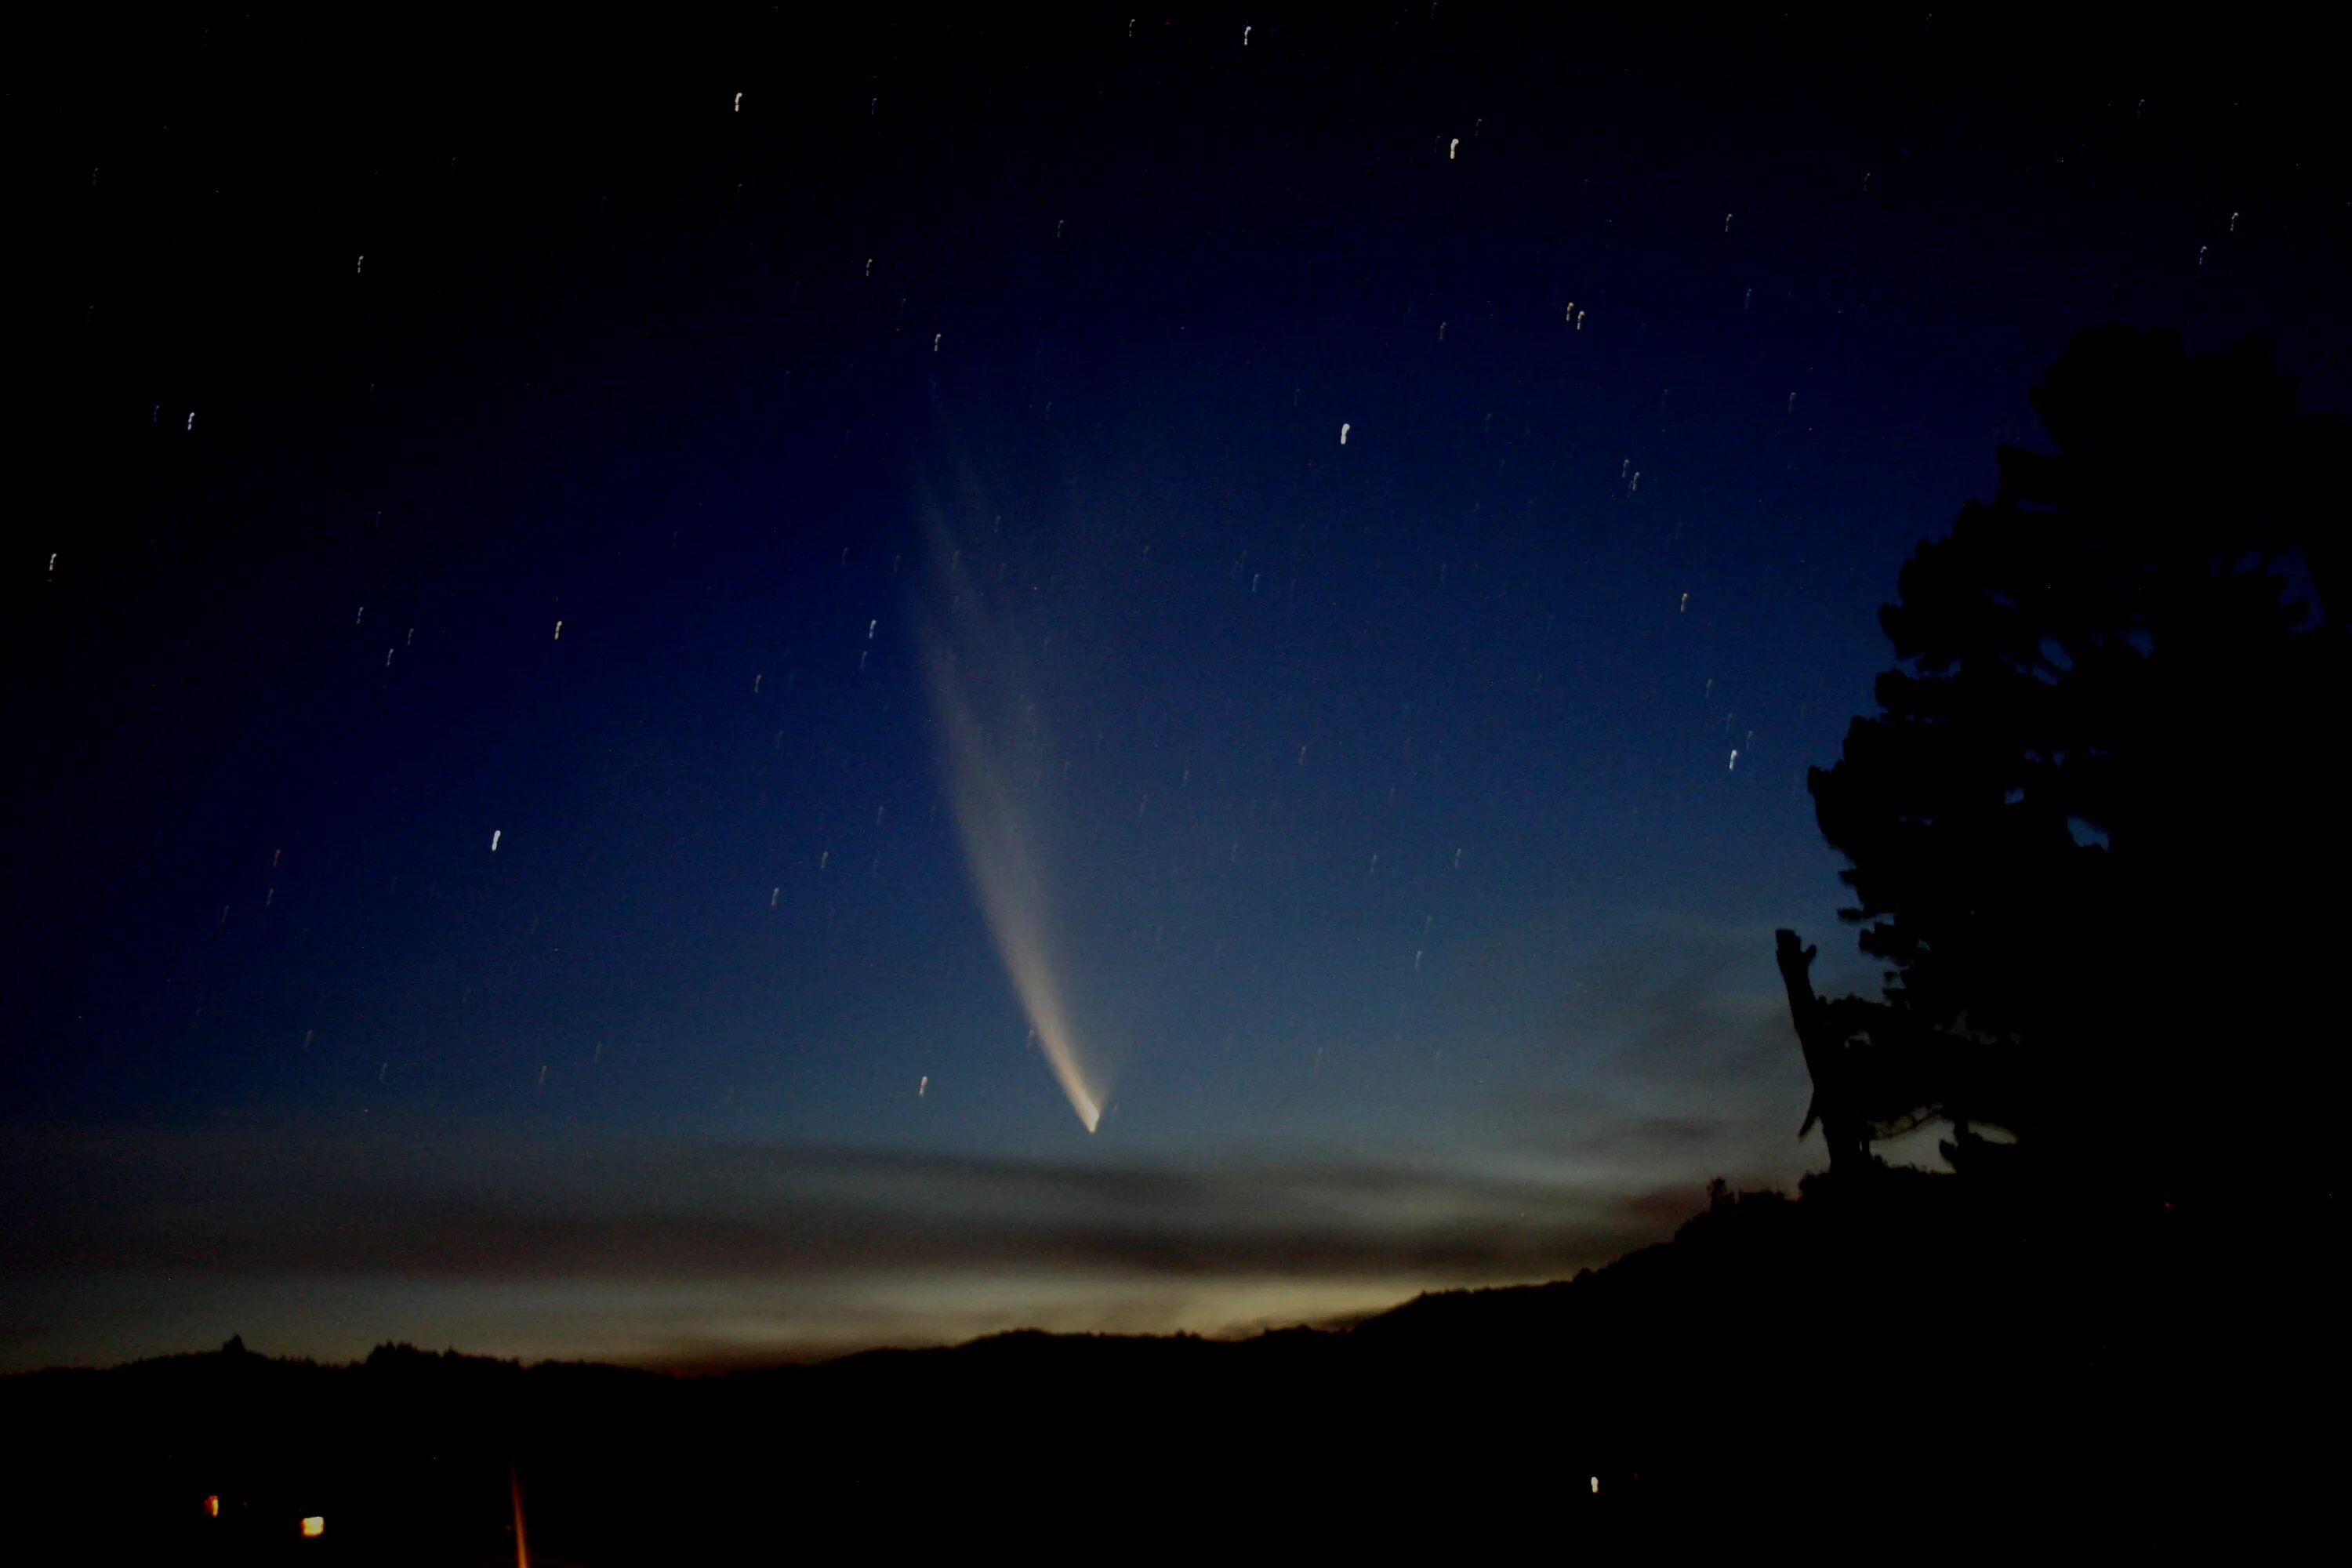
1802 326 2349 1207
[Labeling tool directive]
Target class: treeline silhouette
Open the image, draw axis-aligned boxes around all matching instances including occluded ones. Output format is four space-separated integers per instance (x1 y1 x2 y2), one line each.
6 1167 2337 1561
1780 326 2350 1210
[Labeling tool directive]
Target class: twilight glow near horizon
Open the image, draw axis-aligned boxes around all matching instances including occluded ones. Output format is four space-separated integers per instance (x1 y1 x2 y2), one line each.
6 12 2343 1373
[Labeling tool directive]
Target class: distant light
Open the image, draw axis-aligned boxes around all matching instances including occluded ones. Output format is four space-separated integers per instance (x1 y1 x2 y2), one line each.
205 1495 220 1518
1590 1476 1599 1494
301 1515 325 1537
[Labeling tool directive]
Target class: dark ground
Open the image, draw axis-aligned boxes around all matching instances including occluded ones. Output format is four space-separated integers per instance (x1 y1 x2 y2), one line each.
5 1170 2339 1561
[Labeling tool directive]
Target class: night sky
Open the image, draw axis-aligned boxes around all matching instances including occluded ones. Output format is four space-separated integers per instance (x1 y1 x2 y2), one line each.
9 9 2345 1371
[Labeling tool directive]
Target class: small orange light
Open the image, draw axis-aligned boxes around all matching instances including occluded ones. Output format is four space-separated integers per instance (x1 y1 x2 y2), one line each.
300 1515 325 1538
204 1495 220 1518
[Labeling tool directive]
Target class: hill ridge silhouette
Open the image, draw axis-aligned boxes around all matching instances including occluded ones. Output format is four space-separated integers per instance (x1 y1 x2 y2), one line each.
9 1167 2338 1558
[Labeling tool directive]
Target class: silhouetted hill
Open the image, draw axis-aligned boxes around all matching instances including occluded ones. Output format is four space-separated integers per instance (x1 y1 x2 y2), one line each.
7 1171 2339 1560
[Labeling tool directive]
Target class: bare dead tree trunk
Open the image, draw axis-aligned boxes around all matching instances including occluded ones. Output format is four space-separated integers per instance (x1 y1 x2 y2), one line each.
1776 929 1868 1178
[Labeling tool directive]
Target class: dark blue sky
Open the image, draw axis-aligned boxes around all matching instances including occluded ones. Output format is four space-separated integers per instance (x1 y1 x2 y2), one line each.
8 7 2345 1369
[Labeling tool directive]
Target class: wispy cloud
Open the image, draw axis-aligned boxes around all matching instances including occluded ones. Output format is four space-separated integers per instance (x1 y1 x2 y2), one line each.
1475 914 1820 1184
0 1122 1699 1369
2 1126 1671 1283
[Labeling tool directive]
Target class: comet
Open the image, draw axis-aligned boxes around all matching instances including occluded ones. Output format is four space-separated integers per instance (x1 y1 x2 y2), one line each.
916 495 1112 1132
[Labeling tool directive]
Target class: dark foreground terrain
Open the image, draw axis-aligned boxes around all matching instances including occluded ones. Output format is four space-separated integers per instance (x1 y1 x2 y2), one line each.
7 1171 2339 1562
